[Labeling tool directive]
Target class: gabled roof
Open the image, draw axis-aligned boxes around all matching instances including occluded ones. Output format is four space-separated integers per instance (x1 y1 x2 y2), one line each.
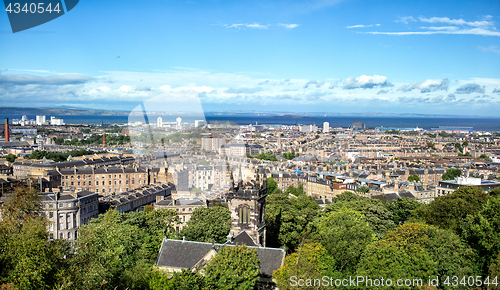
156 237 285 278
228 230 258 247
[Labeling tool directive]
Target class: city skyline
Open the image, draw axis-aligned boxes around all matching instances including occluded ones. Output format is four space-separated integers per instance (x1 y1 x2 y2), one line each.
1 0 499 115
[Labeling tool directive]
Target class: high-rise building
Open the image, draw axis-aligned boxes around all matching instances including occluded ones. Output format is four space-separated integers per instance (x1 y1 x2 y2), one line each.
36 115 46 125
157 117 163 127
323 121 330 133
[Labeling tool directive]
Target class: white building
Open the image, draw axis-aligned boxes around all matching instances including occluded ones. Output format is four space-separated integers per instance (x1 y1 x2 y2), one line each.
176 117 182 128
299 124 318 133
50 116 65 126
36 115 46 125
40 189 99 241
194 120 205 128
157 117 163 127
491 155 500 163
323 122 330 133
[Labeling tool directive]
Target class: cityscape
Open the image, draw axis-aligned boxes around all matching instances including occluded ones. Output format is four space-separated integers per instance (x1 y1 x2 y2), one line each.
1 0 500 289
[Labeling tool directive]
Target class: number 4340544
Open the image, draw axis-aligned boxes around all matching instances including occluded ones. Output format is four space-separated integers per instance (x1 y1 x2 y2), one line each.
5 3 61 14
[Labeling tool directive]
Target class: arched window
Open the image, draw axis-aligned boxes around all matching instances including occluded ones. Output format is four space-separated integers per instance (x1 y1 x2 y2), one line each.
238 206 250 224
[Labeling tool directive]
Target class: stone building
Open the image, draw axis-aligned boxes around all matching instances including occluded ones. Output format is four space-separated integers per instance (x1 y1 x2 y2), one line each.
226 167 267 246
39 188 99 241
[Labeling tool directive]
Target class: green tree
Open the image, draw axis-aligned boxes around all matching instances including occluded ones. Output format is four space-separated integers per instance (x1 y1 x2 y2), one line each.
426 142 436 150
326 192 396 238
356 185 370 194
441 168 462 180
204 245 260 290
253 152 277 161
282 151 297 160
0 187 67 290
5 154 16 163
478 154 492 162
180 206 231 243
149 269 206 290
408 174 421 183
385 197 422 225
489 253 500 290
265 190 319 251
416 186 489 234
318 208 375 274
273 242 336 290
67 210 144 290
267 177 278 195
461 196 500 276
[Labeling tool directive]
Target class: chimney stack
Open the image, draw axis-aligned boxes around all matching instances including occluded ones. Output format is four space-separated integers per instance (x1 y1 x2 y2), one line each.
4 118 9 142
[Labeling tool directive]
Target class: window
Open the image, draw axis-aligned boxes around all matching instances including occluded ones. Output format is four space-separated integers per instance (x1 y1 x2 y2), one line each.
71 182 74 186
49 212 53 218
78 182 80 186
60 233 63 239
102 181 105 185
238 207 250 224
96 181 99 185
49 233 54 239
68 232 71 239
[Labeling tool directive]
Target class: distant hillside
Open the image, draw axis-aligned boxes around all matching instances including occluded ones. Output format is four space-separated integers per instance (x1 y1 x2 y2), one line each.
0 107 129 116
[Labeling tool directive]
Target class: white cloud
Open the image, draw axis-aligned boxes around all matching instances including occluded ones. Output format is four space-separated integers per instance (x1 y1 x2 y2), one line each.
118 85 134 93
418 16 494 27
278 23 299 29
364 28 500 37
473 45 500 55
398 79 449 93
343 75 392 89
395 16 417 24
226 23 269 29
347 24 372 28
366 16 500 37
1 69 499 115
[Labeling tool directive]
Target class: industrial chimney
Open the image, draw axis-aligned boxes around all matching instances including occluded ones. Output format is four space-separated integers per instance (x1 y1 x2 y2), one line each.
4 118 9 142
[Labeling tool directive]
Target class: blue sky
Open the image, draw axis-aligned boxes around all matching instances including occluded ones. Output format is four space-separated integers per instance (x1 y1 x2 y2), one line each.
1 0 499 115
